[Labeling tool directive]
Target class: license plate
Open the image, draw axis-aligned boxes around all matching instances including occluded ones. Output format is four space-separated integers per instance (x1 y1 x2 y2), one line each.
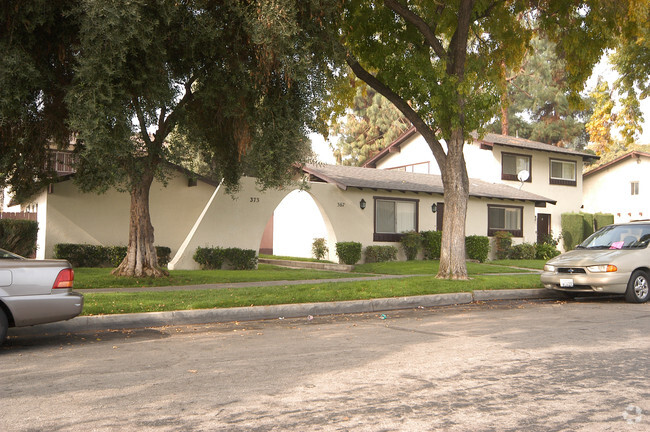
560 279 574 288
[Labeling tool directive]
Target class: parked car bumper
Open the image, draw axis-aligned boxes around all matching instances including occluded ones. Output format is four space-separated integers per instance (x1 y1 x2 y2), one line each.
4 291 84 327
541 271 629 294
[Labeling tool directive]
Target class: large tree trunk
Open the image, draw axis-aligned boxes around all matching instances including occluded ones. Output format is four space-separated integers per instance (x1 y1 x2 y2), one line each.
437 129 470 280
112 169 167 277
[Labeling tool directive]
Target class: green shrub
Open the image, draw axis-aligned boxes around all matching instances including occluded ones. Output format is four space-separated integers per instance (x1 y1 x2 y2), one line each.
0 219 38 257
509 242 536 259
465 235 489 262
494 231 513 259
400 231 422 260
364 245 398 263
223 248 258 270
336 241 362 265
581 212 594 240
55 243 170 268
421 230 442 260
561 213 586 250
193 246 225 270
312 238 328 260
535 242 561 260
594 213 614 231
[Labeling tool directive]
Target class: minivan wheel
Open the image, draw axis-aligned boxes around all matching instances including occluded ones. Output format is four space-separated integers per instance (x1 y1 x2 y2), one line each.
626 270 650 303
0 309 7 346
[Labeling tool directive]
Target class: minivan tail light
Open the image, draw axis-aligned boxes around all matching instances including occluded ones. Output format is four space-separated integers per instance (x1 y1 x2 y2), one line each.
53 268 74 289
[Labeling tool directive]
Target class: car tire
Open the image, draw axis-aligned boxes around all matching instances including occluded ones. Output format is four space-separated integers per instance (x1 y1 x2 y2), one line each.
0 308 7 346
625 270 650 303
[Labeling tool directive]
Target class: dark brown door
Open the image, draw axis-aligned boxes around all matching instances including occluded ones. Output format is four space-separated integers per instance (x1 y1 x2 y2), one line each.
537 213 551 243
436 202 444 232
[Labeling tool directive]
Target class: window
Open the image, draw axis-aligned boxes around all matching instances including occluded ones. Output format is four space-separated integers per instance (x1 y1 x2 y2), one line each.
502 153 531 182
374 197 418 241
631 181 640 196
488 205 523 237
387 162 430 174
549 159 577 186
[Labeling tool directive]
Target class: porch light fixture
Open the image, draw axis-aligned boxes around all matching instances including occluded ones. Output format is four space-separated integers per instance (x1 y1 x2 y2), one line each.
359 199 366 210
431 203 437 213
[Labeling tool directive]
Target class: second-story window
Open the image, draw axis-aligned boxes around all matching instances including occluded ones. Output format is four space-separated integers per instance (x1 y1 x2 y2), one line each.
502 153 531 182
549 159 577 186
631 181 640 196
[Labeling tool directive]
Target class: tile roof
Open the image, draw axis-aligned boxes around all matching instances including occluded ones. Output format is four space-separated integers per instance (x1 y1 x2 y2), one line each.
475 132 599 161
583 151 650 177
303 163 556 206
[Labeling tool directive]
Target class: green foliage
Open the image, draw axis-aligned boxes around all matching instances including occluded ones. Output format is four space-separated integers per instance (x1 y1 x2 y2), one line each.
54 244 170 268
494 231 514 260
311 238 328 261
364 245 398 263
535 243 561 260
0 219 39 257
420 231 442 260
562 213 586 251
335 242 362 265
509 243 537 260
594 213 615 231
400 231 422 261
331 85 411 166
193 247 257 270
465 236 489 263
581 212 594 240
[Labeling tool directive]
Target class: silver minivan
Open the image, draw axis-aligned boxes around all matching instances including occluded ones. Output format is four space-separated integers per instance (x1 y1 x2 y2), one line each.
541 221 650 303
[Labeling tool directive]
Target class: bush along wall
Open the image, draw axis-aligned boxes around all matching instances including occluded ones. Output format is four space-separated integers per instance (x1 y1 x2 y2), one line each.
193 246 258 270
465 235 489 262
54 244 171 268
560 213 584 251
400 231 422 261
0 219 38 257
335 242 362 265
420 230 442 260
594 213 614 231
493 231 513 259
364 245 398 263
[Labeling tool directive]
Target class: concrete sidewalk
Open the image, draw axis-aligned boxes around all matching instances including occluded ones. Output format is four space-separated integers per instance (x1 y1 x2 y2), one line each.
9 287 563 337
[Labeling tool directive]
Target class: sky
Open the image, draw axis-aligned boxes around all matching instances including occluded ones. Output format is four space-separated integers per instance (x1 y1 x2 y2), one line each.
311 56 650 164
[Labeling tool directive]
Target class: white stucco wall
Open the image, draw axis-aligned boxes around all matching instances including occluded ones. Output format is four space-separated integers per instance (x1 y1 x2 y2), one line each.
38 170 216 260
583 156 650 223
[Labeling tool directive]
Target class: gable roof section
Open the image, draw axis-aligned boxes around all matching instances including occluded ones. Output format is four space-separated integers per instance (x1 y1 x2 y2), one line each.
363 128 599 167
303 163 556 207
584 151 650 178
475 133 599 161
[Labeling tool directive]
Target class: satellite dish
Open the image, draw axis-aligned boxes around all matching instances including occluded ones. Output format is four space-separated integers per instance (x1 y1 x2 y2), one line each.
517 170 530 182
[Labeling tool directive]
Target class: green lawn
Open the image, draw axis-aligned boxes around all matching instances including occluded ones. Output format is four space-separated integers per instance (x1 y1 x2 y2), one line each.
352 260 535 275
487 259 546 270
74 264 364 289
81 273 545 315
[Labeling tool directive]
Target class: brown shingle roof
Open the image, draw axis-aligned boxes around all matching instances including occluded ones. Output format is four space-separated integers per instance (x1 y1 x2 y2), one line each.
475 133 599 161
303 164 556 206
583 151 650 177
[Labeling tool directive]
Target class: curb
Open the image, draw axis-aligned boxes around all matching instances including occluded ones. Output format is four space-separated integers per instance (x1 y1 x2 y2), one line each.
8 289 563 337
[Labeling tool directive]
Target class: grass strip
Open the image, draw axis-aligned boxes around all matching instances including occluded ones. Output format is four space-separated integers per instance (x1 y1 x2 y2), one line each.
353 260 536 275
75 264 363 290
81 274 544 315
487 259 546 270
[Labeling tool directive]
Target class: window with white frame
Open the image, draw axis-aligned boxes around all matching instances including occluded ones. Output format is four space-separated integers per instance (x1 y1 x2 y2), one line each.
502 153 531 182
488 205 523 237
549 159 577 186
631 181 640 196
374 197 418 241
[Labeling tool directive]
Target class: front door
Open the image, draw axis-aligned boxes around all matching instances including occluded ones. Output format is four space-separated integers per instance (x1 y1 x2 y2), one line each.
436 202 444 232
537 213 551 243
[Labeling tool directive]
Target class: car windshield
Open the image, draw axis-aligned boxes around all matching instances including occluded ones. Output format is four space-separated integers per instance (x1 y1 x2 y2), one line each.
578 224 650 250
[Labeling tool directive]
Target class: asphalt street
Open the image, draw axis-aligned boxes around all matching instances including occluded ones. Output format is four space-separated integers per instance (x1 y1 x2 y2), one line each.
1 298 649 431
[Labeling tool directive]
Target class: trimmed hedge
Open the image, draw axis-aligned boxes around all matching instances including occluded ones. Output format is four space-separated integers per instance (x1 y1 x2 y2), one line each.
561 212 588 250
594 213 614 231
54 244 171 268
421 230 442 260
0 219 38 257
535 242 561 260
193 246 258 270
364 245 398 263
400 231 422 261
509 242 536 260
335 242 362 265
465 235 489 262
494 231 513 259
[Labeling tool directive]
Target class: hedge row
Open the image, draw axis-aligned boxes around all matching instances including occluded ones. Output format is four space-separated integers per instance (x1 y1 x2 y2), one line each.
193 247 258 270
561 212 614 250
0 219 38 257
54 244 171 268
